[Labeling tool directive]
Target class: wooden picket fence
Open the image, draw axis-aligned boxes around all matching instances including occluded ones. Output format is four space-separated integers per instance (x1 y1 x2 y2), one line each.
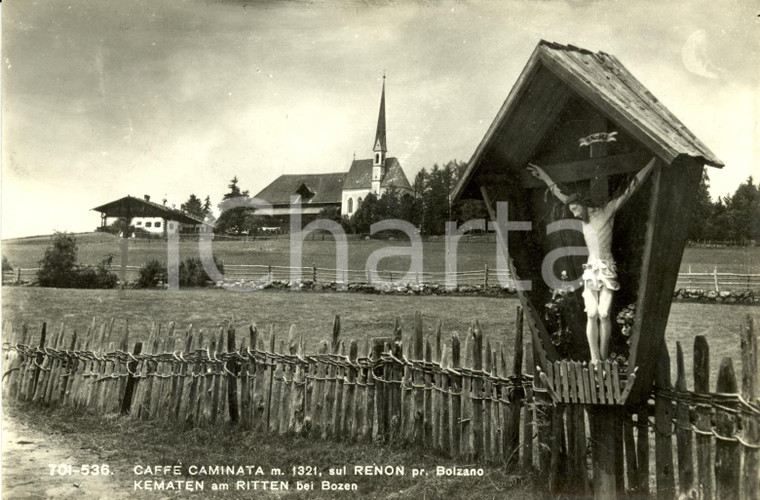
2 311 759 499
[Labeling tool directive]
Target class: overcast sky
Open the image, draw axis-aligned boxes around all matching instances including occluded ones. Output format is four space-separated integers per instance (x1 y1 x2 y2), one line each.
2 0 758 238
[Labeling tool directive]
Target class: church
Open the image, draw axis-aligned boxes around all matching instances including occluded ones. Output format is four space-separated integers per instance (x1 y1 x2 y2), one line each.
253 78 413 223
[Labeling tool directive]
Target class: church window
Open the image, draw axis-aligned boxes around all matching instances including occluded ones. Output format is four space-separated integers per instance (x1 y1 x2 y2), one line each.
358 197 362 208
348 198 353 213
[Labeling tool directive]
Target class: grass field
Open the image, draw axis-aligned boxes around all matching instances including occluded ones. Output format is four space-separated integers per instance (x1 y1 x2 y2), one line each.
1 287 752 385
3 232 759 274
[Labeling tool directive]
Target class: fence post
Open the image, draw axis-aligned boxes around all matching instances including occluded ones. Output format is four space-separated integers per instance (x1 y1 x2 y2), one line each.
590 405 616 499
693 336 712 500
484 264 489 289
413 312 425 446
450 333 462 457
372 338 384 441
226 324 239 424
28 323 47 401
688 265 692 289
634 405 650 497
655 342 675 499
390 321 403 441
424 338 434 447
522 344 534 473
714 357 739 499
675 342 694 496
342 339 358 439
16 268 21 283
472 323 484 461
322 317 340 439
268 264 272 282
265 327 277 432
433 321 442 450
741 315 759 499
312 264 317 283
714 266 719 292
121 342 143 415
504 307 523 470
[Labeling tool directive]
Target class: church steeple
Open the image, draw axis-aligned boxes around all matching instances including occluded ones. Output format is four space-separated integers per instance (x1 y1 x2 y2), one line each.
372 75 387 194
373 75 387 157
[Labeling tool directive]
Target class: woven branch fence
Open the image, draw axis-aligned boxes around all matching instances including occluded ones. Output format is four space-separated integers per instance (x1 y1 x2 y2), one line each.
2 312 759 499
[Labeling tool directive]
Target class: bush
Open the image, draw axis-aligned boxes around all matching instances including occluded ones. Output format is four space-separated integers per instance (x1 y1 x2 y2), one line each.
136 257 224 288
137 259 168 288
72 255 119 289
2 255 13 273
179 257 224 287
37 233 118 288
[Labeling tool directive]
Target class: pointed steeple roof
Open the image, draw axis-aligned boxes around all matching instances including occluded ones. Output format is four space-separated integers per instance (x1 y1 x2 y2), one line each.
373 75 387 153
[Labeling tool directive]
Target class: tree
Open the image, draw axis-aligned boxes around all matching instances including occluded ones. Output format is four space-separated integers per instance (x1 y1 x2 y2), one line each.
202 195 212 216
37 232 79 287
318 206 342 224
214 176 254 235
727 176 760 242
350 193 379 233
224 176 249 199
2 255 13 274
687 169 714 241
181 194 204 219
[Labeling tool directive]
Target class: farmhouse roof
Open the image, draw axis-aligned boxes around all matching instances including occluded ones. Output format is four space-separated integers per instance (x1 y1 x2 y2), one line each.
254 172 345 206
452 40 724 201
344 157 412 191
92 196 209 225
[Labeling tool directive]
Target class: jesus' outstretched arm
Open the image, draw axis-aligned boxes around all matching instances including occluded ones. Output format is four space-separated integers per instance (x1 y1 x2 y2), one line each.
606 157 657 213
526 163 570 203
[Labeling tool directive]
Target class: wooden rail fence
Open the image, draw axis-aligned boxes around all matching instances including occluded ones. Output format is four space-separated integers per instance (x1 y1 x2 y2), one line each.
5 264 760 292
2 312 759 498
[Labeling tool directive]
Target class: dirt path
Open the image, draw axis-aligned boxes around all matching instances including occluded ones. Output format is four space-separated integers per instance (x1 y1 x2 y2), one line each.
2 410 136 499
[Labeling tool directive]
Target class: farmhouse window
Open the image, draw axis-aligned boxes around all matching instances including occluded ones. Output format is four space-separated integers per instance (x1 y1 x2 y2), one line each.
145 222 152 228
155 222 161 228
136 221 142 226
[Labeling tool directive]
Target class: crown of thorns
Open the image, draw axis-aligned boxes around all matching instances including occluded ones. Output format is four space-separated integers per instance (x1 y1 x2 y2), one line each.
565 193 583 205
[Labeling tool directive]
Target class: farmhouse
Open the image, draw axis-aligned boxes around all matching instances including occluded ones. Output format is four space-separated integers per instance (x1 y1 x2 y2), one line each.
93 195 213 238
253 78 413 224
452 40 722 405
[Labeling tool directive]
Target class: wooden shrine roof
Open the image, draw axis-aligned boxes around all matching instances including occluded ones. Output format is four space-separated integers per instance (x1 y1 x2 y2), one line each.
452 40 724 201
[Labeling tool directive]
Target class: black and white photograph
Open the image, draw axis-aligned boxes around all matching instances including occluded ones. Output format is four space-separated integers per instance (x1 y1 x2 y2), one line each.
1 1 758 498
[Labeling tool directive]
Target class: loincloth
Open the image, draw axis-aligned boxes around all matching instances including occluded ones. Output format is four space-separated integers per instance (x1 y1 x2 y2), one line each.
582 259 620 292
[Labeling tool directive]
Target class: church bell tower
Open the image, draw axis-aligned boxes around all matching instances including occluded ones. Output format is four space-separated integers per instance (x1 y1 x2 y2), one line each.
371 75 387 195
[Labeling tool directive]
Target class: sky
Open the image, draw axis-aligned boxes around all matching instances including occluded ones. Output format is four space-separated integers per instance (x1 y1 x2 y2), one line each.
1 0 758 239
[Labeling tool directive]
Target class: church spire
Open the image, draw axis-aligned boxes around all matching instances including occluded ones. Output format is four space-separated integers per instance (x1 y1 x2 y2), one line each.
373 74 387 154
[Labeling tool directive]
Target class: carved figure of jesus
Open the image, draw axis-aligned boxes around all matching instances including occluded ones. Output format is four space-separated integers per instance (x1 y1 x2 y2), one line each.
527 157 657 362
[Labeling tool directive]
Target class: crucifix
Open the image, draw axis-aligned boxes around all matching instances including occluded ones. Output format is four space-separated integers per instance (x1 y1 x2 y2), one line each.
527 122 657 363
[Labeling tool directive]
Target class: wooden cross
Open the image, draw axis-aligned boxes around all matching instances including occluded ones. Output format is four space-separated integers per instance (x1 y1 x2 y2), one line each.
586 116 610 205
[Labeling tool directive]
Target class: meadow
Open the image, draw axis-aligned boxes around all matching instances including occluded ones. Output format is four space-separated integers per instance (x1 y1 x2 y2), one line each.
1 287 752 384
3 232 759 275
